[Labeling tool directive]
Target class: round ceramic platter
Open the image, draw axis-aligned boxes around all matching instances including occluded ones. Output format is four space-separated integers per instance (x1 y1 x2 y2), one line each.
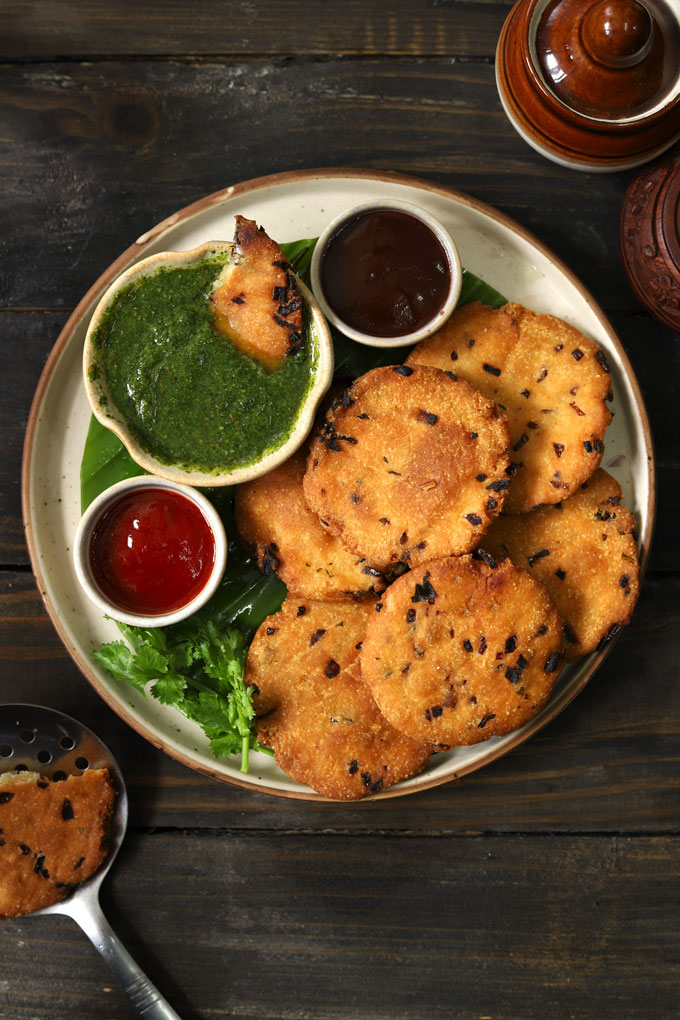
22 169 655 801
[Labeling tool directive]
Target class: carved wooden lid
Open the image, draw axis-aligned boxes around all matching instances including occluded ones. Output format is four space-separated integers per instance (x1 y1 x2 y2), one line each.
496 0 680 169
620 143 680 330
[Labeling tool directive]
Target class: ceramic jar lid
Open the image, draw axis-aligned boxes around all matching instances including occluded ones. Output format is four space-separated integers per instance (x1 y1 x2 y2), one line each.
620 142 680 331
496 0 680 171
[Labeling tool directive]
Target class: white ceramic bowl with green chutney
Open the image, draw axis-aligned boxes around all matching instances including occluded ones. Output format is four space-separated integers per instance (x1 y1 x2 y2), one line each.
83 240 334 487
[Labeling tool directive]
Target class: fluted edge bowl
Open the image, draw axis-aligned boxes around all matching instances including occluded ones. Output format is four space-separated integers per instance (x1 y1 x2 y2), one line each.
83 240 334 487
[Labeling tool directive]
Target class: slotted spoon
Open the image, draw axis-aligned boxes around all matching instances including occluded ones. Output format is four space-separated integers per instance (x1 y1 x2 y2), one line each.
0 703 181 1019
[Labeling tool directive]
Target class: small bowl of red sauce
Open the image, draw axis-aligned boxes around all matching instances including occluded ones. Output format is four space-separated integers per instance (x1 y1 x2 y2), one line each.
310 200 462 348
73 476 227 627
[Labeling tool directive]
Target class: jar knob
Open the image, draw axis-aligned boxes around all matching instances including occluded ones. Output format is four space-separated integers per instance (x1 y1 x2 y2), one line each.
581 0 654 68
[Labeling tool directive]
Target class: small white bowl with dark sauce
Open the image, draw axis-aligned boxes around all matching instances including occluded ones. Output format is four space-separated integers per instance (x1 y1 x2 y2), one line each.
310 200 462 348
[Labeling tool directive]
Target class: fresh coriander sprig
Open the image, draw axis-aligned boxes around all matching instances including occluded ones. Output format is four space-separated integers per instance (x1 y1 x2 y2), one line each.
93 615 273 773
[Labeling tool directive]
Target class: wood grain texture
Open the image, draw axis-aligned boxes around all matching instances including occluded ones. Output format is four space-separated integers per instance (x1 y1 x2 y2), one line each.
1 1 512 60
1 4 678 1016
1 571 678 832
2 832 678 1020
0 312 68 565
0 60 640 312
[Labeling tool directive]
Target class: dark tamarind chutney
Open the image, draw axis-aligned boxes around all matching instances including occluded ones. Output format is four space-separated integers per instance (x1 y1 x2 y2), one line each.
320 209 451 338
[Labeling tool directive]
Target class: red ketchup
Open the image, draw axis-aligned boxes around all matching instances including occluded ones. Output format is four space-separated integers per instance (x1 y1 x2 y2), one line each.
89 487 216 616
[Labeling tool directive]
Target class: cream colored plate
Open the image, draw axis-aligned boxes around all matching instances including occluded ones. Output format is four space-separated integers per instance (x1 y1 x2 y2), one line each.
22 169 655 801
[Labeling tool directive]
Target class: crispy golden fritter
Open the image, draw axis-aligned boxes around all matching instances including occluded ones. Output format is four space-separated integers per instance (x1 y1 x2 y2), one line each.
211 215 303 368
303 364 511 574
0 769 115 918
358 554 565 748
235 449 386 600
245 596 433 799
405 302 613 513
481 468 639 661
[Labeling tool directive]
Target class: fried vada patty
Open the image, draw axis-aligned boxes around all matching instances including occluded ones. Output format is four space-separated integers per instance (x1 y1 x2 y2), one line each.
405 302 613 513
358 554 565 748
303 364 511 574
211 215 303 368
245 596 433 799
0 768 115 918
481 468 639 661
235 449 386 600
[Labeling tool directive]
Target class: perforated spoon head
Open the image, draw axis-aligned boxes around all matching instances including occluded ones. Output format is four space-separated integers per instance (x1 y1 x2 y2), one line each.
0 705 183 1018
0 702 128 916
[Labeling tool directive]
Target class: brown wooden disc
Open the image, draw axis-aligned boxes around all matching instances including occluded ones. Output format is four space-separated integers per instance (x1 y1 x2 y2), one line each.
620 143 680 332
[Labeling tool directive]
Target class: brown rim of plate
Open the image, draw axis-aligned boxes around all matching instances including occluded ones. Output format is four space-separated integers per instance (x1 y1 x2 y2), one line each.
20 166 657 802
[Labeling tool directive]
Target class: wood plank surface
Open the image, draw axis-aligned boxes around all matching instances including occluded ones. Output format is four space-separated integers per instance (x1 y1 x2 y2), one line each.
2 3 679 1017
2 833 678 1020
0 60 643 313
0 312 68 564
2 1 512 60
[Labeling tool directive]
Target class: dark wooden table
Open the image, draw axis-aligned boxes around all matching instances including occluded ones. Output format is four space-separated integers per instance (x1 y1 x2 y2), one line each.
2 3 679 1018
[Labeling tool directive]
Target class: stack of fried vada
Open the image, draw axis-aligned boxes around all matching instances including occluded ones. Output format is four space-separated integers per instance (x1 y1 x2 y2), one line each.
236 301 640 800
405 302 613 513
245 597 433 800
302 364 512 572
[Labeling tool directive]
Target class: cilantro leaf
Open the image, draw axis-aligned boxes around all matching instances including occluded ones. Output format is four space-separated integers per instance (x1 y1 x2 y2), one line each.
93 609 268 772
93 639 167 695
151 672 187 705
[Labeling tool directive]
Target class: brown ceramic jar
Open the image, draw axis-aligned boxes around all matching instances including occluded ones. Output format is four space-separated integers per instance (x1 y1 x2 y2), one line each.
496 0 680 171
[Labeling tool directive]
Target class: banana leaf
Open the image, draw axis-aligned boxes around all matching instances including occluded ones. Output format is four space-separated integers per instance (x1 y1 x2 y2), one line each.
80 415 146 513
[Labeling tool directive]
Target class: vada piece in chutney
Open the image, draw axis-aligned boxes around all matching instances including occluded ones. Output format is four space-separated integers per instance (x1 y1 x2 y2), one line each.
303 364 511 574
481 469 640 661
405 301 613 513
211 214 303 368
359 554 565 748
235 449 386 600
245 596 433 799
85 221 332 486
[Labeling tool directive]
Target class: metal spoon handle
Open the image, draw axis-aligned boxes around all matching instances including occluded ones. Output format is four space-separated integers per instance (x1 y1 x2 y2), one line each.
68 893 182 1019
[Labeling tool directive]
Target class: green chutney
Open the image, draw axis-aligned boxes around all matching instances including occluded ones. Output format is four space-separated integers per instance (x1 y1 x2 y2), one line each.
90 254 317 473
